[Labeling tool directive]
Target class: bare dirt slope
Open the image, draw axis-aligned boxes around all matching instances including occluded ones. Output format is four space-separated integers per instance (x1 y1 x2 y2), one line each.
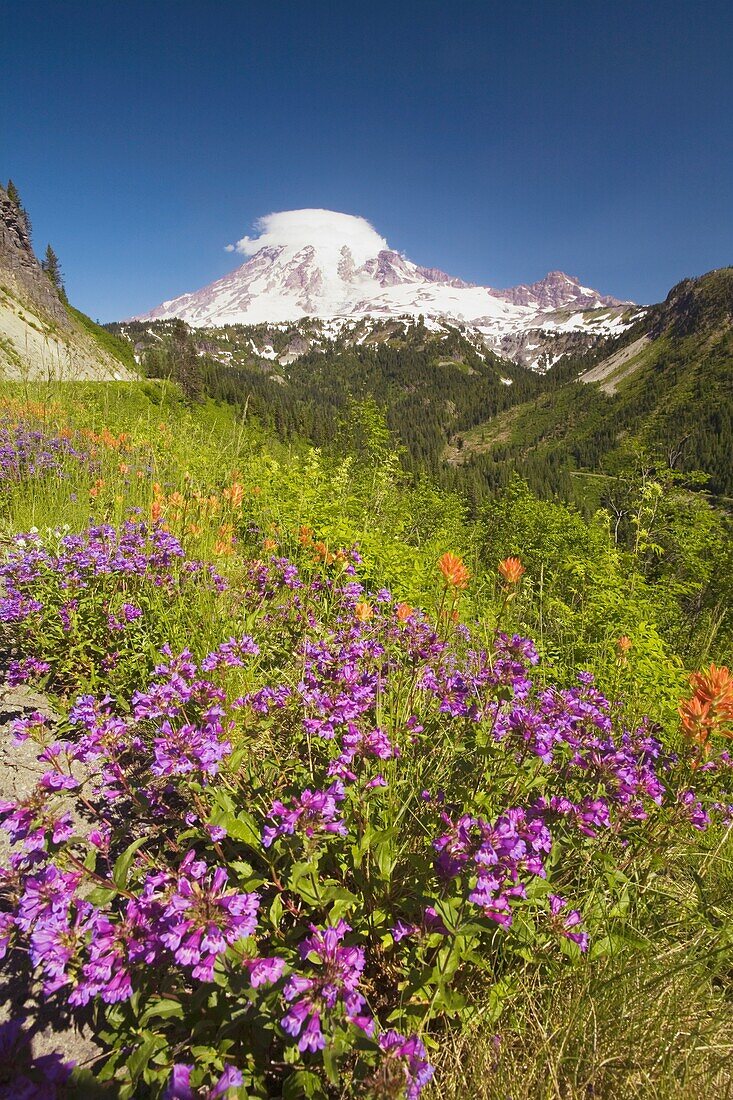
579 333 650 394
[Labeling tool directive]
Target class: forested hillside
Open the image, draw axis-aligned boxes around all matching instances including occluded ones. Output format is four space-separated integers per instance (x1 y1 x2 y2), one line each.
110 267 733 508
453 268 733 500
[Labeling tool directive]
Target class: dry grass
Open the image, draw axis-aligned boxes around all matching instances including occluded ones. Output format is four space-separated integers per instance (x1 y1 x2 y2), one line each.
429 953 733 1099
430 833 733 1100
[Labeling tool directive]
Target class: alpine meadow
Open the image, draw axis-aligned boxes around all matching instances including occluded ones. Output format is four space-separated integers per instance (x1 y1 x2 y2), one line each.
1 6 732 1098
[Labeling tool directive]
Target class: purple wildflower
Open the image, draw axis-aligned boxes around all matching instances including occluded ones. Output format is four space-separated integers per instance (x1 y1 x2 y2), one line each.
374 1030 435 1099
281 920 372 1052
547 894 589 951
263 781 347 848
160 853 259 981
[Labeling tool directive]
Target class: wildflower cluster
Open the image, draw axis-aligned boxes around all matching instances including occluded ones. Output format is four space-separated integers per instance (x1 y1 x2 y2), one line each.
0 520 227 693
0 540 729 1098
0 419 92 485
679 663 733 756
149 474 258 555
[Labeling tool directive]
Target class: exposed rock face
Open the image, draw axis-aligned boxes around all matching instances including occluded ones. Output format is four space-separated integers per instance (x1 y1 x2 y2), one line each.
0 182 135 381
492 270 630 310
0 184 69 328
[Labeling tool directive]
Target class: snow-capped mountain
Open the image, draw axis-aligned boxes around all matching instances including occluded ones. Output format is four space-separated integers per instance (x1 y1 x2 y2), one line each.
134 210 640 368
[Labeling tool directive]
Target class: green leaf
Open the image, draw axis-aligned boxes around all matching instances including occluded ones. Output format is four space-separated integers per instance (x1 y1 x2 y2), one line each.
112 836 148 889
86 886 117 907
218 810 262 847
139 997 184 1025
283 1069 327 1099
322 1045 339 1086
126 1034 163 1083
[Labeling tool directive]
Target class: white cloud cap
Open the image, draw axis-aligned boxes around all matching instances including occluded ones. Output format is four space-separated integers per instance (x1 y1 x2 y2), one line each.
227 208 389 266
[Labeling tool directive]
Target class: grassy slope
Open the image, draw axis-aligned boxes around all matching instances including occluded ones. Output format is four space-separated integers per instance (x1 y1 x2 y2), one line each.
66 303 139 373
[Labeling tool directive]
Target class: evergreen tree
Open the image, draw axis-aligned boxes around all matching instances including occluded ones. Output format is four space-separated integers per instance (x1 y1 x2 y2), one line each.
42 244 66 299
6 178 22 208
169 320 204 404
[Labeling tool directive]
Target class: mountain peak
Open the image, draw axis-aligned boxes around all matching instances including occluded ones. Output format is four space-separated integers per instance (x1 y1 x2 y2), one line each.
493 270 631 310
134 208 637 365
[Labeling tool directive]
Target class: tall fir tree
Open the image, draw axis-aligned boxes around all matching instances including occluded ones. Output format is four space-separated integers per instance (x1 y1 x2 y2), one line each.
174 324 204 404
42 244 65 298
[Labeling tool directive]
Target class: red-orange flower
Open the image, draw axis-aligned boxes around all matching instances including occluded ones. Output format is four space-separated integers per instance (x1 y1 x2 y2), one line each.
354 601 373 623
617 636 632 655
679 696 712 747
438 552 470 590
223 482 245 509
313 540 334 565
689 664 733 721
679 663 733 752
396 602 414 623
498 557 526 585
263 537 278 551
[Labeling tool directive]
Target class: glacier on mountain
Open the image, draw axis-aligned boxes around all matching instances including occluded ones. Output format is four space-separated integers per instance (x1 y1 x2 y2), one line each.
135 209 641 368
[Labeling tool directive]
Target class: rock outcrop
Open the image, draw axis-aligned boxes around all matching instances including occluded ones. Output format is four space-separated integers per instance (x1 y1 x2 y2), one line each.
0 182 134 381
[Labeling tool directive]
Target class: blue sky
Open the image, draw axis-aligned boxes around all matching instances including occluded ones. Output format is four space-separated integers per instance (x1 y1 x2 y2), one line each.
2 1 732 320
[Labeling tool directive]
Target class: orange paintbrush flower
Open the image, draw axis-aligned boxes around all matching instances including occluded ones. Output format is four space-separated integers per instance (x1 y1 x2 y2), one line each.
262 537 278 551
396 602 414 623
617 636 632 656
679 696 712 746
223 482 245 509
689 664 733 720
438 552 470 589
679 663 733 751
214 527 235 555
498 557 526 585
354 601 373 622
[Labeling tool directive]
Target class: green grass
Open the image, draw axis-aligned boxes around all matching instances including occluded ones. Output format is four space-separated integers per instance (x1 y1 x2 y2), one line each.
66 303 140 372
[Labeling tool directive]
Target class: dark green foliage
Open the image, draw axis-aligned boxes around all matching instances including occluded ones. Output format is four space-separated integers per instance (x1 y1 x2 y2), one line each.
456 269 733 501
117 318 542 483
41 243 66 300
142 320 204 403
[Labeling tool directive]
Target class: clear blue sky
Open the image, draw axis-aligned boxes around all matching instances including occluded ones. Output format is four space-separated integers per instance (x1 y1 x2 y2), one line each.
2 1 732 320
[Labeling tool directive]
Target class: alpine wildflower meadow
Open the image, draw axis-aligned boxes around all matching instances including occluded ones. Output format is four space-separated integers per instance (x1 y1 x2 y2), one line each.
0 386 731 1100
